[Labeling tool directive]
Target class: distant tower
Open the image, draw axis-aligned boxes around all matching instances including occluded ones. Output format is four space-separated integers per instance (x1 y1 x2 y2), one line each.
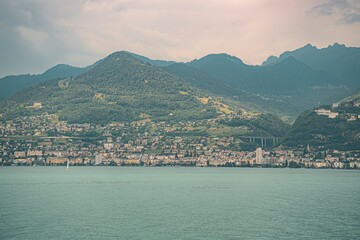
256 147 263 164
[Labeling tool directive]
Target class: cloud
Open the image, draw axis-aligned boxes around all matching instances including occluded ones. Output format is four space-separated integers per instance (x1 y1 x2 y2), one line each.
341 12 360 23
311 0 360 24
0 0 359 77
0 0 93 76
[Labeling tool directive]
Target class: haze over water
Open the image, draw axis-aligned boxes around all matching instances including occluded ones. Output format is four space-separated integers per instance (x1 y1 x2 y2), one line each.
0 167 359 239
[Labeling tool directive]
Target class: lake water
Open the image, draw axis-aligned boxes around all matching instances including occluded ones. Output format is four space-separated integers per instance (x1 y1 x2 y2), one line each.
0 167 359 239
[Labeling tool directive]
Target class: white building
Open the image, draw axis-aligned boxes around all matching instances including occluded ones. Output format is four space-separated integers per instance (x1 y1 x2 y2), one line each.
315 109 338 118
256 147 263 165
95 154 102 165
104 142 114 150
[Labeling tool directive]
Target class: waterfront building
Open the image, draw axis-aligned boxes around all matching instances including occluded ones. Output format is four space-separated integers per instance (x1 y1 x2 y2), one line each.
256 147 263 165
95 154 102 165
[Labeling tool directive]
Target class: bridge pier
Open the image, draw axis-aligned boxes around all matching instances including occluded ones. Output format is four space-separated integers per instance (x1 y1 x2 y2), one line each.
240 136 280 148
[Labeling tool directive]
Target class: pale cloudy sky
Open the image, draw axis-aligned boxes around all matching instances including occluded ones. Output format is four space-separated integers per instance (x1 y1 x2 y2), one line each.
0 0 359 77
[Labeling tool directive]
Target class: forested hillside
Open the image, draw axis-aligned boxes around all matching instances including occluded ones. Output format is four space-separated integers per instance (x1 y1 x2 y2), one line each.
0 52 216 124
283 92 360 150
2 43 359 121
187 53 350 112
0 64 89 100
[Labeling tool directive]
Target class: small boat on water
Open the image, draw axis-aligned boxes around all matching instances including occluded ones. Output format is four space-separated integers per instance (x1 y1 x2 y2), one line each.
65 160 70 171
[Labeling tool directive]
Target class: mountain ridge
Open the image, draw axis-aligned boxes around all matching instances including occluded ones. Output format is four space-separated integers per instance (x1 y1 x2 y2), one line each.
1 43 359 121
0 64 90 100
1 51 219 124
262 43 360 89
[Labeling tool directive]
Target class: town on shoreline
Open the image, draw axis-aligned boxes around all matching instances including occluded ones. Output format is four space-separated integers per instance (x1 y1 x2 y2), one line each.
1 114 359 169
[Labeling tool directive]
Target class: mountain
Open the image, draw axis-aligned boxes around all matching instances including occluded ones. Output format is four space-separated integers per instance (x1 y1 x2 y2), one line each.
190 53 245 68
188 53 339 95
283 92 360 150
0 64 89 100
256 57 349 109
163 61 304 118
0 51 291 141
125 51 176 66
41 64 89 79
0 51 219 124
162 63 230 94
151 46 360 117
262 43 360 89
186 53 348 116
188 54 247 88
1 43 359 126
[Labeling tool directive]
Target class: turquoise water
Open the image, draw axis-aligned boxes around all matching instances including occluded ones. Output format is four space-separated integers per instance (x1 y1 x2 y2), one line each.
0 167 359 240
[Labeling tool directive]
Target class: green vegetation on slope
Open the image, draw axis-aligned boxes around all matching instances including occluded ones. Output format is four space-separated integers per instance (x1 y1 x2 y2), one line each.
0 64 89 100
283 93 360 150
0 52 216 124
219 113 290 137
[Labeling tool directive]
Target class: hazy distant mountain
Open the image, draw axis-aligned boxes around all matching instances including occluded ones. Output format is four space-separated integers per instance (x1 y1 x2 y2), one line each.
283 91 360 150
1 43 359 123
163 63 228 94
186 53 348 113
163 61 305 117
262 43 360 89
188 54 247 87
190 54 333 94
0 64 89 100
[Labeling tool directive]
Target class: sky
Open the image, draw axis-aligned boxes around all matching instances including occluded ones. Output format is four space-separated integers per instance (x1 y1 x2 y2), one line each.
0 0 360 77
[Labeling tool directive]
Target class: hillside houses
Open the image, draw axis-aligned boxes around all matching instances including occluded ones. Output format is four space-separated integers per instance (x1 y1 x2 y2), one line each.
0 113 359 169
